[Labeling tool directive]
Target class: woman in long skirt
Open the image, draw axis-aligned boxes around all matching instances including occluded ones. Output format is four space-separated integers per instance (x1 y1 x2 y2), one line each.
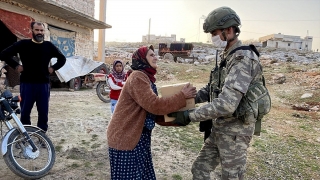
107 45 197 179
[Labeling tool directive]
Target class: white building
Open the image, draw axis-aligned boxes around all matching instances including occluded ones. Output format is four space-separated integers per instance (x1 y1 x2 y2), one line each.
142 34 177 43
259 33 313 51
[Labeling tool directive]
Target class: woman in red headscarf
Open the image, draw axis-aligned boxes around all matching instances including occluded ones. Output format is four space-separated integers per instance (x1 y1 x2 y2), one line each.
107 59 126 114
107 45 197 179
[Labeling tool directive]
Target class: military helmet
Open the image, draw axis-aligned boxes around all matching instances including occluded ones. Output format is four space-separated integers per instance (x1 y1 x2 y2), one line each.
203 6 241 33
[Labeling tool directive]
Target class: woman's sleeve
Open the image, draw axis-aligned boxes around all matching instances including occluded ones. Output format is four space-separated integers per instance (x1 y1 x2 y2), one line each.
127 72 186 115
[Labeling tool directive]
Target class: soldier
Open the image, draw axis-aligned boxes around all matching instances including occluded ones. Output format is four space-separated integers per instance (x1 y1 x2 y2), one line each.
168 6 270 180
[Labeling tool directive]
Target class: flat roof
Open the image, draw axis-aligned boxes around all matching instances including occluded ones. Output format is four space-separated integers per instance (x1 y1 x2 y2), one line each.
13 0 111 29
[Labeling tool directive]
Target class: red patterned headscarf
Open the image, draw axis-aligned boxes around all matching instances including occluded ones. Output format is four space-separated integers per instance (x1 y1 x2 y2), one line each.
111 59 125 82
131 45 157 83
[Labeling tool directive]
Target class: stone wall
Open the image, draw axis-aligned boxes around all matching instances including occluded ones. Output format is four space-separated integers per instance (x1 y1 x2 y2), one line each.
50 0 95 17
74 30 95 59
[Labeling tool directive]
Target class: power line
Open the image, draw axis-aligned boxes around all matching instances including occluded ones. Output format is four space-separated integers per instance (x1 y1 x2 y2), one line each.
241 31 267 35
242 20 320 22
242 30 320 37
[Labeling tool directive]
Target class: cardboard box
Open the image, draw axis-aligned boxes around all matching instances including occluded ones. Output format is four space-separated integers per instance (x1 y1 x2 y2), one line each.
159 82 195 122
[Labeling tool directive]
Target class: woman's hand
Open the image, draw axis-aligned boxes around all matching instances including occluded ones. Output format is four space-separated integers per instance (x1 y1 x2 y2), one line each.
181 83 197 99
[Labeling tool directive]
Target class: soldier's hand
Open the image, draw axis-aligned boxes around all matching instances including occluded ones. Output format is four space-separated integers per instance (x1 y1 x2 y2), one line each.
167 111 191 126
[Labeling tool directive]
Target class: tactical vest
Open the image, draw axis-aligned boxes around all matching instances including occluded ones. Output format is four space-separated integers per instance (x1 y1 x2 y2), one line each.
209 45 271 136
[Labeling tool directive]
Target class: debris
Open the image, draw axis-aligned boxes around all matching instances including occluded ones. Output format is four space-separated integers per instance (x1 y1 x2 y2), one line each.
300 93 313 99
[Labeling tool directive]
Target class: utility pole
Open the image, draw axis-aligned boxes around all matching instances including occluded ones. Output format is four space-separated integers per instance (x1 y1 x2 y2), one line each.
198 15 206 42
306 30 309 51
198 18 200 42
148 18 151 44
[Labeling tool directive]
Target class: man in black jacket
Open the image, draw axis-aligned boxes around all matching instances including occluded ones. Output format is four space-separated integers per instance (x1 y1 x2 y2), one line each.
0 22 66 132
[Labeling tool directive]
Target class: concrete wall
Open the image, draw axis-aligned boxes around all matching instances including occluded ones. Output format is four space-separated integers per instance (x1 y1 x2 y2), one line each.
303 36 313 50
266 40 311 51
75 31 94 59
0 0 95 59
50 0 95 17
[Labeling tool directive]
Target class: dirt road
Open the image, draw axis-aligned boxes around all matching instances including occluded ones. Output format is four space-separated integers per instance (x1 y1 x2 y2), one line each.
0 89 112 179
0 59 319 179
0 87 211 180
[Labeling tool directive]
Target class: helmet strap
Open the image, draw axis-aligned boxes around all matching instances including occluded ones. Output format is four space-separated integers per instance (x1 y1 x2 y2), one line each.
224 27 239 44
221 30 228 41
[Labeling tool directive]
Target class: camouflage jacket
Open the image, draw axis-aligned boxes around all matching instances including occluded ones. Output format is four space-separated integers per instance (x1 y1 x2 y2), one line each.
189 41 263 135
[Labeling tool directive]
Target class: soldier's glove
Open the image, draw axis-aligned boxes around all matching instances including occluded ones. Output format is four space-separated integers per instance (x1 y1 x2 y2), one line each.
167 111 191 126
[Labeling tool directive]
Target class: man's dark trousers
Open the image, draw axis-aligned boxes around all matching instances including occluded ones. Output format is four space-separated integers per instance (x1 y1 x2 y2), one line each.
20 83 50 132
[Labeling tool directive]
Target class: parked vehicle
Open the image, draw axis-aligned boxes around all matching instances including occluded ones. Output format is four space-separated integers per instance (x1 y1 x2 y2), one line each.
0 89 55 179
50 56 110 91
50 63 109 91
158 43 194 62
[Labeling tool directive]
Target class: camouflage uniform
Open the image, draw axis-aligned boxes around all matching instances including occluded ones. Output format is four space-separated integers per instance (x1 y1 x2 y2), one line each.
189 40 264 179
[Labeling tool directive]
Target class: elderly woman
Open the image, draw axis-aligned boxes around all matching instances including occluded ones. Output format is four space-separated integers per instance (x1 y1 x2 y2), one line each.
107 45 196 179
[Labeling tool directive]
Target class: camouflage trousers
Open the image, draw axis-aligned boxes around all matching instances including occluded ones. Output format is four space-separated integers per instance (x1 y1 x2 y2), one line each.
191 132 252 180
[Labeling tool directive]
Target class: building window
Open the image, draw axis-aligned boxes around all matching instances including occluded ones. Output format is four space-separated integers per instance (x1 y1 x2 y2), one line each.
288 43 290 46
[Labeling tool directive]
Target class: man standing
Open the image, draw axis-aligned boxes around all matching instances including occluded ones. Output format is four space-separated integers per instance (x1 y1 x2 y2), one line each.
0 22 66 132
168 7 270 179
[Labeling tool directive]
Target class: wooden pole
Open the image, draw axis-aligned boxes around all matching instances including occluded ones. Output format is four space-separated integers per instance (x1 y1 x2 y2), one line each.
98 0 106 62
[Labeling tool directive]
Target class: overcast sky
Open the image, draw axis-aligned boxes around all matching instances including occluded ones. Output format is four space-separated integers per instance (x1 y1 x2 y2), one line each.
94 0 320 51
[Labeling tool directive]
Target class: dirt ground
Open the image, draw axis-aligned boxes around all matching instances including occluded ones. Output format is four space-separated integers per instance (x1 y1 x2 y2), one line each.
0 84 215 180
0 59 319 180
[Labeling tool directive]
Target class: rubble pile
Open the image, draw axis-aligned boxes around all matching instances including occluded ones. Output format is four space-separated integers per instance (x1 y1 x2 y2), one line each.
259 48 320 64
98 42 320 66
291 71 320 88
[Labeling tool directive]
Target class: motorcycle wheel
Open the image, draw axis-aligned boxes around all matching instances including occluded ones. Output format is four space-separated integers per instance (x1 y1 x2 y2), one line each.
96 82 111 103
3 126 56 179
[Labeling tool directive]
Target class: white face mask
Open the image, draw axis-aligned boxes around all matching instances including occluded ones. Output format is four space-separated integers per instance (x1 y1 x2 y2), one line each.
211 35 227 48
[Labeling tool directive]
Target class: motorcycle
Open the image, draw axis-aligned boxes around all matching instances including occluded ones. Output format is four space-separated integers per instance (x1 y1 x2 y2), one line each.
83 62 131 103
0 89 55 179
84 73 111 103
96 80 111 103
